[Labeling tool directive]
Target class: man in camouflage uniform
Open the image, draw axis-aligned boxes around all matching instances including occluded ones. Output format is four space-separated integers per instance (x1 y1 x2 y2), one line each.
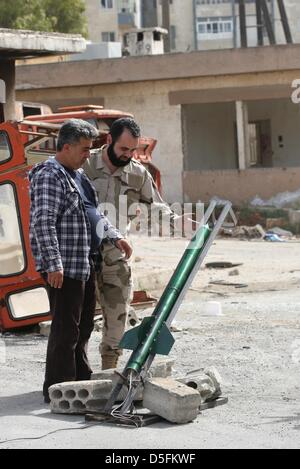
84 118 179 369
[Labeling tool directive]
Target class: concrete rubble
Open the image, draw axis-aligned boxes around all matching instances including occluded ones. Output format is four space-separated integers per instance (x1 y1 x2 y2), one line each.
177 366 222 403
143 377 201 424
49 357 224 425
221 224 265 239
49 358 175 414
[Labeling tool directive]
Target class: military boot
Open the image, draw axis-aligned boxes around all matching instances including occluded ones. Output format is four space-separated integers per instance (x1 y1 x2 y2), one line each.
101 352 119 370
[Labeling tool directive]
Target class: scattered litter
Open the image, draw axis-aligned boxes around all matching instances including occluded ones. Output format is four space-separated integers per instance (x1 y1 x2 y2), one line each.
228 269 239 276
201 301 223 316
264 233 285 242
220 224 265 240
206 261 243 269
205 290 228 297
209 280 248 288
170 321 183 332
267 227 293 238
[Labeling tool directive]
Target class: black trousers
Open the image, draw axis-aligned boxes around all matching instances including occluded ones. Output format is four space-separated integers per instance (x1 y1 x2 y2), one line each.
42 266 96 398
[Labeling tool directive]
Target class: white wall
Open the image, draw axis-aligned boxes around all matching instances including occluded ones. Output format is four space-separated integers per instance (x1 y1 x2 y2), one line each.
183 98 300 172
183 102 237 171
103 83 183 203
248 97 300 167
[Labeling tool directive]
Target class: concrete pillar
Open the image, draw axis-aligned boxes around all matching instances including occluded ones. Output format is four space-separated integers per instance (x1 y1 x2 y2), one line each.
235 100 250 170
0 79 5 123
0 60 16 121
161 0 170 53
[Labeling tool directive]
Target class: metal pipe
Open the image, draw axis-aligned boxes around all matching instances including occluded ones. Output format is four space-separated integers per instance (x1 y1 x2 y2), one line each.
193 0 198 51
126 225 211 372
231 0 237 48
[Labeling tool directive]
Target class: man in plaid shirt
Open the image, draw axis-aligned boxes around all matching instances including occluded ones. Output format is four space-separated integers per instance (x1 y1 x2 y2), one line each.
29 119 132 403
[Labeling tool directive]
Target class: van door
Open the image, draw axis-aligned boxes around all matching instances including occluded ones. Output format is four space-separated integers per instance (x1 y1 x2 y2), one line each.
0 123 50 330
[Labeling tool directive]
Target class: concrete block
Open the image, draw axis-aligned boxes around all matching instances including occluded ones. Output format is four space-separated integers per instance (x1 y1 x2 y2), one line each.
127 308 140 327
177 374 216 402
147 358 174 378
178 367 222 402
143 378 200 424
39 320 51 337
204 366 222 399
49 380 112 414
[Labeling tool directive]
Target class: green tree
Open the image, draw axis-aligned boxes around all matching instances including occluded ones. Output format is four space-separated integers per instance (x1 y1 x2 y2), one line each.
44 0 88 36
0 0 87 36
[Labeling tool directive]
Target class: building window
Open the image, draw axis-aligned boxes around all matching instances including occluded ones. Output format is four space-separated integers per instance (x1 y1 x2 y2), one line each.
197 17 233 39
101 0 113 8
102 32 116 42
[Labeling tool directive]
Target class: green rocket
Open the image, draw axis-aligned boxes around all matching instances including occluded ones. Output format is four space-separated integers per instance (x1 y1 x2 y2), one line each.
104 200 235 416
119 224 211 372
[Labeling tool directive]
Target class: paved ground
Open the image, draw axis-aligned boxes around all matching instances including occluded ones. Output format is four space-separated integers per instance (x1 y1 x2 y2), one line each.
0 236 299 449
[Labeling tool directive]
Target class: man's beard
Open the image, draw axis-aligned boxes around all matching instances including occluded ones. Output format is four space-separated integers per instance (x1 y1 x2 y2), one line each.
107 143 132 167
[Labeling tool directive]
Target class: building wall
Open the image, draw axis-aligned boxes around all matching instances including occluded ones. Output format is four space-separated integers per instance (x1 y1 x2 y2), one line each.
16 78 184 202
273 0 300 45
155 0 300 52
85 0 119 43
248 98 300 167
157 0 195 52
183 98 300 174
85 0 143 44
84 0 300 52
16 45 300 203
182 102 237 171
183 167 300 204
103 82 183 202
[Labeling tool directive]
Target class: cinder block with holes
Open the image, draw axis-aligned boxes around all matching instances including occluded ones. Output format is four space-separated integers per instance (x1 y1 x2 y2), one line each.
49 380 112 414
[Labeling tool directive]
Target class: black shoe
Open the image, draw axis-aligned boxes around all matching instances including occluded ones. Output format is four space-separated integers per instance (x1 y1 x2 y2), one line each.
44 394 50 404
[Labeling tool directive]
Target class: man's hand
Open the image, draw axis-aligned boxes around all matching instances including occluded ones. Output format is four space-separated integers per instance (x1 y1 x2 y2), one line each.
115 239 133 260
47 270 64 289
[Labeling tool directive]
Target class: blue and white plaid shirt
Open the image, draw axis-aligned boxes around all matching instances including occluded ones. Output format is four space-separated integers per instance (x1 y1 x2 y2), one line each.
29 157 121 281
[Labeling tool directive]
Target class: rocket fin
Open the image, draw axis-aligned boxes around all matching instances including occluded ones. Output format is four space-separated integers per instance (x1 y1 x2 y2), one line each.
151 322 175 355
119 317 155 350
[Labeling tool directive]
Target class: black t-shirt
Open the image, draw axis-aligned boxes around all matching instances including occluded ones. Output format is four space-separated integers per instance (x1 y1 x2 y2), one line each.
64 167 102 254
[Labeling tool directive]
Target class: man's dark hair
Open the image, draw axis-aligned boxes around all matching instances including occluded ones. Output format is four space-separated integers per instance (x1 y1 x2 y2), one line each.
57 119 98 151
109 118 141 142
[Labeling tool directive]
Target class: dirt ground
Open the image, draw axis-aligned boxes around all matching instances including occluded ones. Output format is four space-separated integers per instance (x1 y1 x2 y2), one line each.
0 236 299 449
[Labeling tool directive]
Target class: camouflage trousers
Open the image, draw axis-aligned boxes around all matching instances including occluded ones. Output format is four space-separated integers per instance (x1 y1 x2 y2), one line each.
96 241 133 358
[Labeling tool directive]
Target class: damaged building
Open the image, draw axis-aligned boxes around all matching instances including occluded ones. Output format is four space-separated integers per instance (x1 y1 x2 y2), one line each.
15 41 300 205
